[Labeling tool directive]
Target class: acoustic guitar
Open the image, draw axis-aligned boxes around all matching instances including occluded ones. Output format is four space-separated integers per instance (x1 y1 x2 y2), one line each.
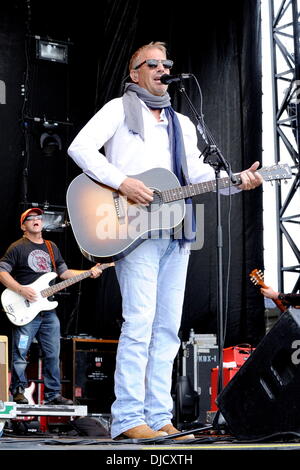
66 164 292 262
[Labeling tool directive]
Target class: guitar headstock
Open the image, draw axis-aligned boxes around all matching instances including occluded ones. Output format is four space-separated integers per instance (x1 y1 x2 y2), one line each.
259 164 292 182
249 268 264 287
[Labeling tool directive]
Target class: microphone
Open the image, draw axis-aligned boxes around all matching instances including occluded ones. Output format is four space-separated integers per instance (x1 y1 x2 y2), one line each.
160 73 192 84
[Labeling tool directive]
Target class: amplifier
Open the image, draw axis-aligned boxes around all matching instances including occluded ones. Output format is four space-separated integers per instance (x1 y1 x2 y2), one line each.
210 366 240 411
61 337 118 414
223 345 254 367
210 346 254 411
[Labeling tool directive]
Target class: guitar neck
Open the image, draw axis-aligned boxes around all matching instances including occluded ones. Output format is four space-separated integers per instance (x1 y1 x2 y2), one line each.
161 166 283 203
41 263 111 298
271 297 287 313
162 174 237 202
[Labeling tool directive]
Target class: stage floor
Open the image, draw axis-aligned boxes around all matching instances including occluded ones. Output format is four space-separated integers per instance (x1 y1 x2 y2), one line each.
1 431 300 460
1 436 300 450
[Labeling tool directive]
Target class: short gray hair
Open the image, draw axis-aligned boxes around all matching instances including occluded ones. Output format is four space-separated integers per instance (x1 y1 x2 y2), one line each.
129 41 168 71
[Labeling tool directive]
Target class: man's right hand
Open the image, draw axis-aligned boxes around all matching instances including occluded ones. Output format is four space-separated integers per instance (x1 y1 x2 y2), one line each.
119 177 154 205
18 286 38 302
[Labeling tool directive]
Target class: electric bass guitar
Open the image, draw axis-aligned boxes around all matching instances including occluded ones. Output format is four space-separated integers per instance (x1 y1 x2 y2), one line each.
66 164 292 262
249 268 288 312
1 263 114 326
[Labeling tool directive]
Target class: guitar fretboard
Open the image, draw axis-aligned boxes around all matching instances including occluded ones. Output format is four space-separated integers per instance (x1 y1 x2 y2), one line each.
162 175 241 203
161 165 291 203
40 263 111 298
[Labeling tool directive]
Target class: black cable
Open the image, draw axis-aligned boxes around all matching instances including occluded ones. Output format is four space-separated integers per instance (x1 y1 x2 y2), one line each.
231 430 300 444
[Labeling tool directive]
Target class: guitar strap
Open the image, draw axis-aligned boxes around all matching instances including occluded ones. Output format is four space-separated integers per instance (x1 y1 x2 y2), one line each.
44 239 57 273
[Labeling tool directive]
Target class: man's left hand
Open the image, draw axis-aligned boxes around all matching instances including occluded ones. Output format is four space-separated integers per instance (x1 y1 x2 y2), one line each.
90 263 102 278
238 161 263 190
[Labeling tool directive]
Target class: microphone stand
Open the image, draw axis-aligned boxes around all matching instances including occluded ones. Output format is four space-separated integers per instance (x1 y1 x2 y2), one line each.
177 80 237 399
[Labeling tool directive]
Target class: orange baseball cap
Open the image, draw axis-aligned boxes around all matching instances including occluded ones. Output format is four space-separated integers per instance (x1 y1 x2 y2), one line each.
20 207 43 226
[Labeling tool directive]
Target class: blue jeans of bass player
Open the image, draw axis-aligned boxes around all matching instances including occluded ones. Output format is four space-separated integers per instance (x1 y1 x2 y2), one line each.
10 310 61 401
111 238 190 439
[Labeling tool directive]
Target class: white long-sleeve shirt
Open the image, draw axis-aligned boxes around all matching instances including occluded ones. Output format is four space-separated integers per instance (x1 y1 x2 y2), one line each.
68 97 235 191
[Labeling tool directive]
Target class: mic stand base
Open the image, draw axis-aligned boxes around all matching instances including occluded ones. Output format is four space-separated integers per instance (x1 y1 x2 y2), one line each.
212 410 229 433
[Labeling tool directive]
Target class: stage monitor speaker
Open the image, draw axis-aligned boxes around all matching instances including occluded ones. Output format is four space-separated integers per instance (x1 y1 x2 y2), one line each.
216 308 300 440
0 336 9 402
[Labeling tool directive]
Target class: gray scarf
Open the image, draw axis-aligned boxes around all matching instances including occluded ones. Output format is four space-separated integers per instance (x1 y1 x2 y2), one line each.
122 83 171 141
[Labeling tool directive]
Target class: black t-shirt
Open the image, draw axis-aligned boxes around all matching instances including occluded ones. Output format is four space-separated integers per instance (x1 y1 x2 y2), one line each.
0 237 68 285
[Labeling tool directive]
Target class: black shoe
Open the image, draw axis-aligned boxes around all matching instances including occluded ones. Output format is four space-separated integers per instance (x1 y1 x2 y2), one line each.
45 395 73 405
13 391 29 404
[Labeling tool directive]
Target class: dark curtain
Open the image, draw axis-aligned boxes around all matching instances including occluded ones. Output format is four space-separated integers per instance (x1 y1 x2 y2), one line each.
0 0 265 347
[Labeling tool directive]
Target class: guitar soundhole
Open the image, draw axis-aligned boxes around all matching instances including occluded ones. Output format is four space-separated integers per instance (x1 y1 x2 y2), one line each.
146 190 163 212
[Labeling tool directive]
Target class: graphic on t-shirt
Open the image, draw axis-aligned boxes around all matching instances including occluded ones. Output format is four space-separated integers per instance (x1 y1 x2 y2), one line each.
28 250 51 272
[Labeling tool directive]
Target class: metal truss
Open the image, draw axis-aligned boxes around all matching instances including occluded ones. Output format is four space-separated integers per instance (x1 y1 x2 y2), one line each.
269 0 300 292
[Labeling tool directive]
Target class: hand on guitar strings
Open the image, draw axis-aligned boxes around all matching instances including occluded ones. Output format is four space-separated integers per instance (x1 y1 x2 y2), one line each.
18 285 38 302
119 177 154 206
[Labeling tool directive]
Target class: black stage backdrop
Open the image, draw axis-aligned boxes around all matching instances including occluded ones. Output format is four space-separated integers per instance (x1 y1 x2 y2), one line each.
0 0 265 347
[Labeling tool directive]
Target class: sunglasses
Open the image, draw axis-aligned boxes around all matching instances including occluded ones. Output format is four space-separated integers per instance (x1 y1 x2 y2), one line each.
25 215 43 221
134 59 174 70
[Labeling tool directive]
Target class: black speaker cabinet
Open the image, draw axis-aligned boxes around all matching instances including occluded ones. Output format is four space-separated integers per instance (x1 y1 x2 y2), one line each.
61 338 118 413
216 308 300 439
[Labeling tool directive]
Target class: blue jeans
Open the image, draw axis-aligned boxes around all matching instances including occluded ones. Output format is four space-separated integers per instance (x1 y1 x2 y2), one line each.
111 238 190 438
10 310 61 401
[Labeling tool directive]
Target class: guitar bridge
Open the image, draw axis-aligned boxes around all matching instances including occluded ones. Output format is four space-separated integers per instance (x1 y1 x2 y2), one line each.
112 192 126 224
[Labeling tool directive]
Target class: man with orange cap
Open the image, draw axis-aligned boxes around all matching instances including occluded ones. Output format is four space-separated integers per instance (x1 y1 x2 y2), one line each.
0 207 101 405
